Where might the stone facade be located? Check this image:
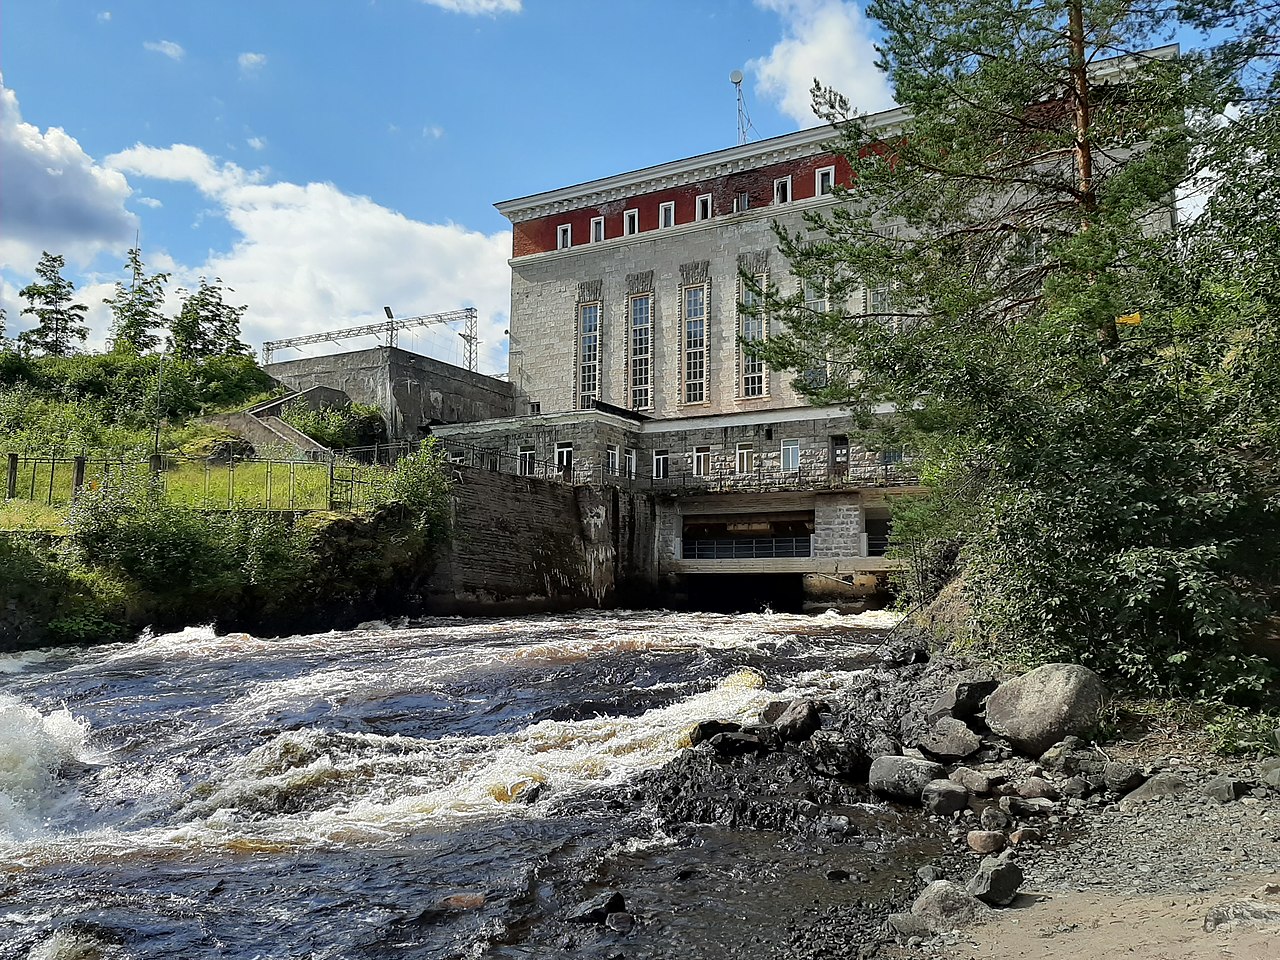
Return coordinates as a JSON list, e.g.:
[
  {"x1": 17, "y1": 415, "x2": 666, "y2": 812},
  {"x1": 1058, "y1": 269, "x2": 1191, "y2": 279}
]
[{"x1": 813, "y1": 496, "x2": 865, "y2": 559}]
